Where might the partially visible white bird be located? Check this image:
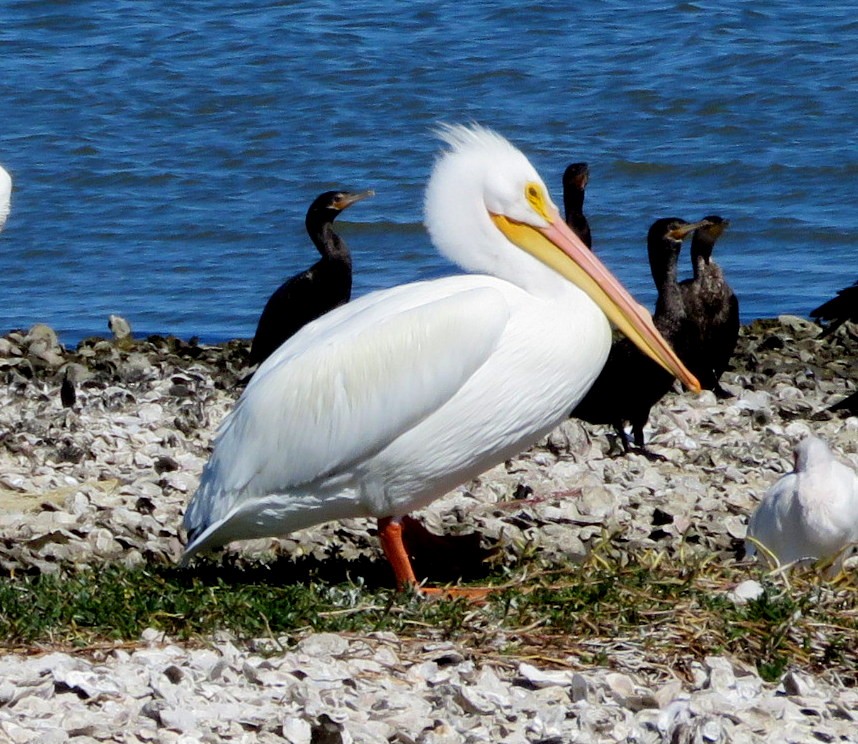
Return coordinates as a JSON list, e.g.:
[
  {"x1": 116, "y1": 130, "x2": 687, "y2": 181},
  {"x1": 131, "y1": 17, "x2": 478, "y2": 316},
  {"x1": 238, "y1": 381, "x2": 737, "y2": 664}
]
[
  {"x1": 0, "y1": 164, "x2": 11, "y2": 232},
  {"x1": 746, "y1": 436, "x2": 858, "y2": 567},
  {"x1": 181, "y1": 124, "x2": 700, "y2": 590}
]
